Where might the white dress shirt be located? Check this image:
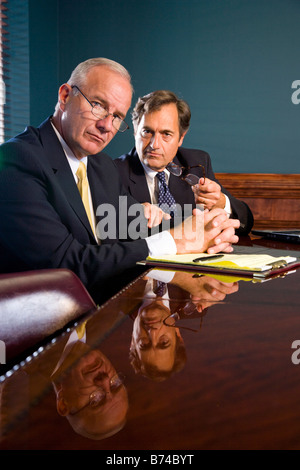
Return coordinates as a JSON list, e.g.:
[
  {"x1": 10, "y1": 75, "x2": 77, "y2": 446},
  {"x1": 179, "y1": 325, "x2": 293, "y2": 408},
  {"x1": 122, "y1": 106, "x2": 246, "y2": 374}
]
[
  {"x1": 139, "y1": 155, "x2": 232, "y2": 216},
  {"x1": 50, "y1": 123, "x2": 177, "y2": 255},
  {"x1": 51, "y1": 123, "x2": 98, "y2": 240},
  {"x1": 140, "y1": 159, "x2": 171, "y2": 205}
]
